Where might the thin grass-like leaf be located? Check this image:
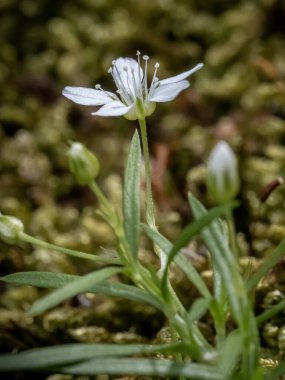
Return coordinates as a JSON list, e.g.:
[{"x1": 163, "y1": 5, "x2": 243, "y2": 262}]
[
  {"x1": 1, "y1": 271, "x2": 162, "y2": 309},
  {"x1": 189, "y1": 194, "x2": 259, "y2": 377},
  {"x1": 141, "y1": 224, "x2": 210, "y2": 299},
  {"x1": 123, "y1": 130, "x2": 141, "y2": 261},
  {"x1": 189, "y1": 194, "x2": 246, "y2": 326},
  {"x1": 218, "y1": 331, "x2": 242, "y2": 377},
  {"x1": 28, "y1": 267, "x2": 122, "y2": 315},
  {"x1": 20, "y1": 232, "x2": 115, "y2": 263},
  {"x1": 247, "y1": 238, "x2": 285, "y2": 291},
  {"x1": 61, "y1": 357, "x2": 222, "y2": 379},
  {"x1": 256, "y1": 298, "x2": 285, "y2": 325},
  {"x1": 188, "y1": 297, "x2": 211, "y2": 322},
  {"x1": 161, "y1": 203, "x2": 232, "y2": 295},
  {"x1": 0, "y1": 343, "x2": 183, "y2": 371}
]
